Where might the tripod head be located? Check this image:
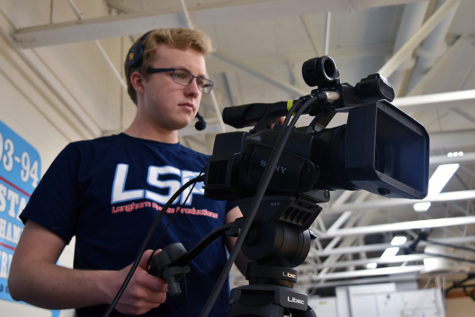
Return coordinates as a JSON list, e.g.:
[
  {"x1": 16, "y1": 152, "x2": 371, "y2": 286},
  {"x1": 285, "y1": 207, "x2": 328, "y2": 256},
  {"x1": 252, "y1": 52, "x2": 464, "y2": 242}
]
[
  {"x1": 225, "y1": 191, "x2": 328, "y2": 317},
  {"x1": 237, "y1": 190, "x2": 328, "y2": 267}
]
